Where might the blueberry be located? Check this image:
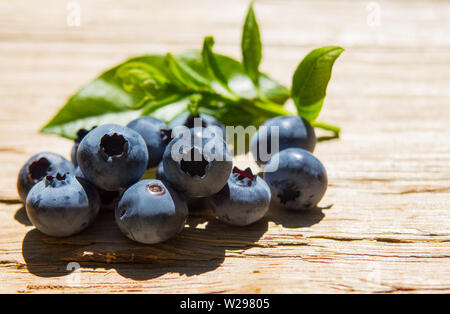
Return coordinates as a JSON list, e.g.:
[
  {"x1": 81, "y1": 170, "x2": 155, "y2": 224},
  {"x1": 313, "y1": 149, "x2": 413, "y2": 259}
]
[
  {"x1": 25, "y1": 173, "x2": 100, "y2": 237},
  {"x1": 17, "y1": 152, "x2": 75, "y2": 203},
  {"x1": 263, "y1": 148, "x2": 327, "y2": 211},
  {"x1": 75, "y1": 166, "x2": 123, "y2": 211},
  {"x1": 208, "y1": 167, "x2": 271, "y2": 226},
  {"x1": 71, "y1": 127, "x2": 96, "y2": 167},
  {"x1": 169, "y1": 112, "x2": 225, "y2": 137},
  {"x1": 162, "y1": 127, "x2": 233, "y2": 197},
  {"x1": 115, "y1": 179, "x2": 188, "y2": 244},
  {"x1": 126, "y1": 116, "x2": 171, "y2": 168},
  {"x1": 250, "y1": 116, "x2": 316, "y2": 165},
  {"x1": 77, "y1": 124, "x2": 148, "y2": 191}
]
